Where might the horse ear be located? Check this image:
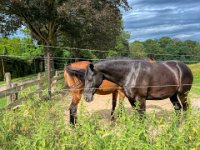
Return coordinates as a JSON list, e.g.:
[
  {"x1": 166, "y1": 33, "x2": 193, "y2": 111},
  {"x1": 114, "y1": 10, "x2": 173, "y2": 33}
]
[{"x1": 89, "y1": 64, "x2": 94, "y2": 72}]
